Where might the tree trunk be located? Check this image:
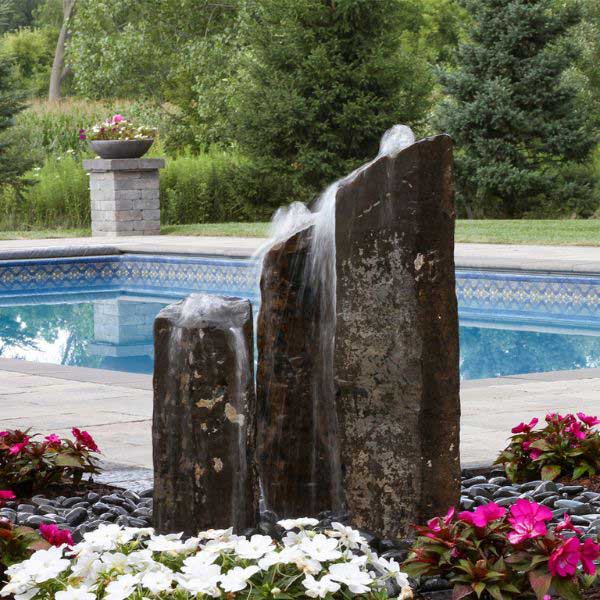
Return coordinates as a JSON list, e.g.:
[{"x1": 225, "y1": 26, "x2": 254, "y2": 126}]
[{"x1": 48, "y1": 0, "x2": 76, "y2": 102}]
